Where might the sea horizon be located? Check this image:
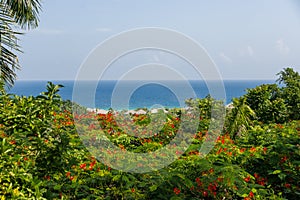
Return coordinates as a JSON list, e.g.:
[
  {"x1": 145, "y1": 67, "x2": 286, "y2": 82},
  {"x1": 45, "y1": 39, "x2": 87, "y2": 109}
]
[{"x1": 8, "y1": 80, "x2": 277, "y2": 110}]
